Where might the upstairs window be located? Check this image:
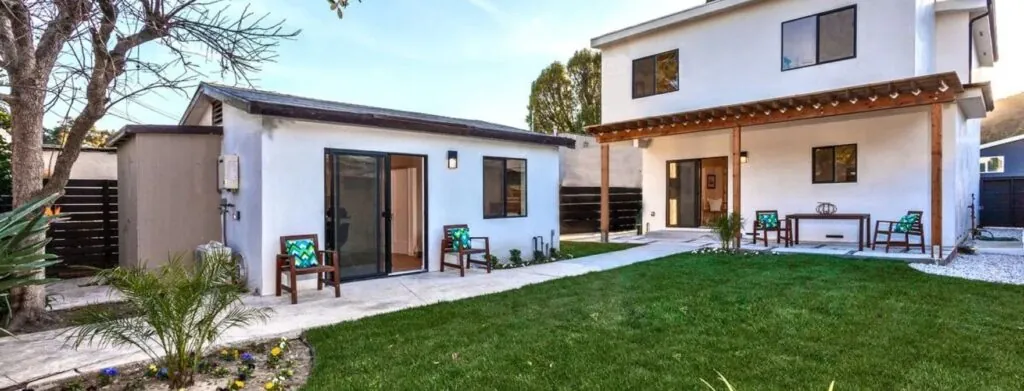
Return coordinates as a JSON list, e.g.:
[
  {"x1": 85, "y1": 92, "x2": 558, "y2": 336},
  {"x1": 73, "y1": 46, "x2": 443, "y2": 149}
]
[
  {"x1": 782, "y1": 6, "x2": 857, "y2": 71},
  {"x1": 980, "y1": 156, "x2": 1005, "y2": 173},
  {"x1": 632, "y1": 49, "x2": 679, "y2": 99}
]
